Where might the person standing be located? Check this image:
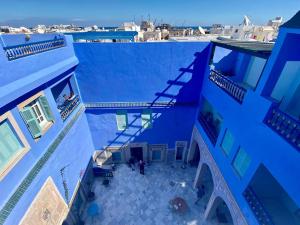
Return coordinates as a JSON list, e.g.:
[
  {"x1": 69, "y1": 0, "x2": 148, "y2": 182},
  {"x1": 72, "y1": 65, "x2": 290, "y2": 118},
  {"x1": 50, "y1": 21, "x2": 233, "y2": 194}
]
[{"x1": 139, "y1": 160, "x2": 145, "y2": 175}]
